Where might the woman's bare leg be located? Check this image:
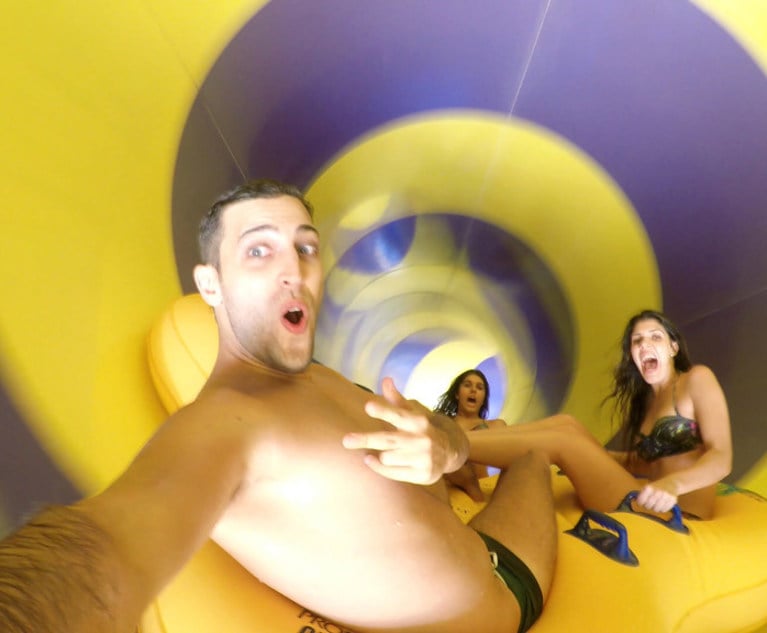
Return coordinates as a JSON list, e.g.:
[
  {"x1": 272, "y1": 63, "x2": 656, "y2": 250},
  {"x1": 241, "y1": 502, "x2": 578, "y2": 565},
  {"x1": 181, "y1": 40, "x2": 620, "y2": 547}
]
[{"x1": 469, "y1": 415, "x2": 638, "y2": 512}]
